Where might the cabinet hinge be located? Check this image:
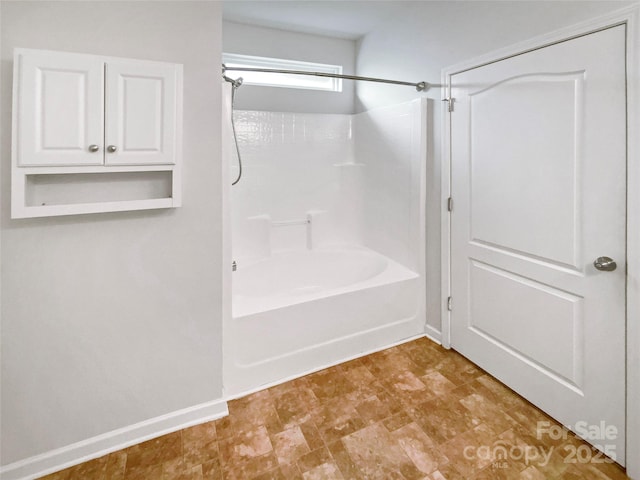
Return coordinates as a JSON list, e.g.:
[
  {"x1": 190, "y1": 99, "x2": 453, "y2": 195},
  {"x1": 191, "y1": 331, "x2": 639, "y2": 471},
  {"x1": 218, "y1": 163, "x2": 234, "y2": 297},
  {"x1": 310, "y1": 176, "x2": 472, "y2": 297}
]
[
  {"x1": 447, "y1": 296, "x2": 452, "y2": 311},
  {"x1": 442, "y1": 97, "x2": 454, "y2": 112},
  {"x1": 447, "y1": 197, "x2": 453, "y2": 212}
]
